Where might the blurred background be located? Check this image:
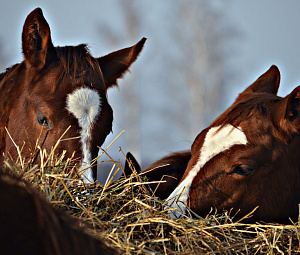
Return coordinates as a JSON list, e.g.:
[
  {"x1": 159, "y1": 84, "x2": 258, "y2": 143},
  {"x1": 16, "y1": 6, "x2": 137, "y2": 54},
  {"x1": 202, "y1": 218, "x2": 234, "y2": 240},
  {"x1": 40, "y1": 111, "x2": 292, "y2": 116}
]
[{"x1": 1, "y1": 1, "x2": 300, "y2": 182}]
